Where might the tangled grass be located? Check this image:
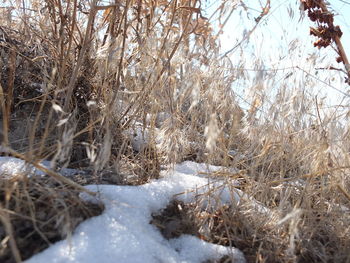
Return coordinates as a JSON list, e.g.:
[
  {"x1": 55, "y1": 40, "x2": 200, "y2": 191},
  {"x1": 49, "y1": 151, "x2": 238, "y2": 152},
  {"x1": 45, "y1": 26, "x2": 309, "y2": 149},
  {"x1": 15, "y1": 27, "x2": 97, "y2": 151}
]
[{"x1": 0, "y1": 0, "x2": 350, "y2": 262}]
